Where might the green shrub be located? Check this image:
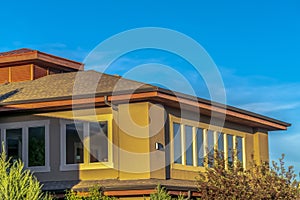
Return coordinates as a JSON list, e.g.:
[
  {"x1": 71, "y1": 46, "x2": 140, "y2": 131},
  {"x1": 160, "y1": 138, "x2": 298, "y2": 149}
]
[
  {"x1": 0, "y1": 147, "x2": 52, "y2": 200},
  {"x1": 65, "y1": 185, "x2": 116, "y2": 200},
  {"x1": 197, "y1": 151, "x2": 300, "y2": 200},
  {"x1": 149, "y1": 185, "x2": 184, "y2": 200}
]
